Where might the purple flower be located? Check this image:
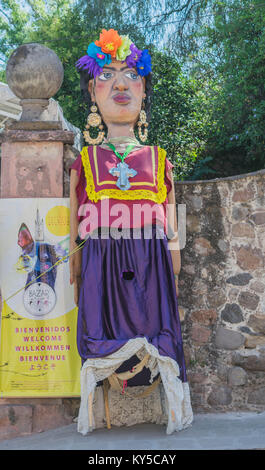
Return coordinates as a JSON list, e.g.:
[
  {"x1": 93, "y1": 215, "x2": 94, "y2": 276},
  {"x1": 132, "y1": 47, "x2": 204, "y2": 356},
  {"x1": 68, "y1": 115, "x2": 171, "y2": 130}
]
[
  {"x1": 125, "y1": 43, "x2": 143, "y2": 68},
  {"x1": 75, "y1": 55, "x2": 102, "y2": 78}
]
